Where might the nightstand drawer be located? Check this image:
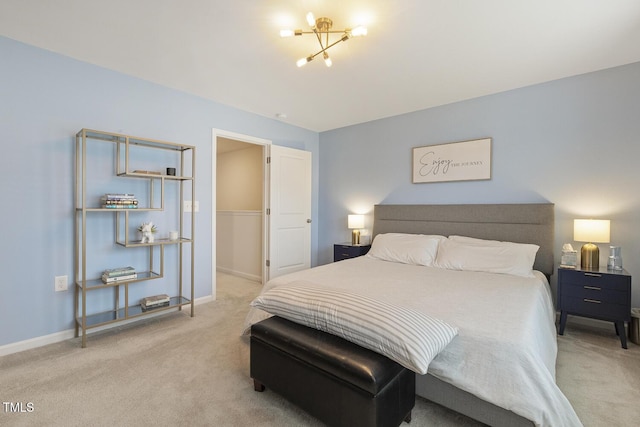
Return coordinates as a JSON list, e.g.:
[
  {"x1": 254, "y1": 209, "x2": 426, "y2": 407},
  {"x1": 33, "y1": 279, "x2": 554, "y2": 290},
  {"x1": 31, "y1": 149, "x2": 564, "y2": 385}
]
[
  {"x1": 562, "y1": 296, "x2": 630, "y2": 321},
  {"x1": 561, "y1": 283, "x2": 629, "y2": 305},
  {"x1": 559, "y1": 270, "x2": 630, "y2": 291},
  {"x1": 333, "y1": 244, "x2": 370, "y2": 262}
]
